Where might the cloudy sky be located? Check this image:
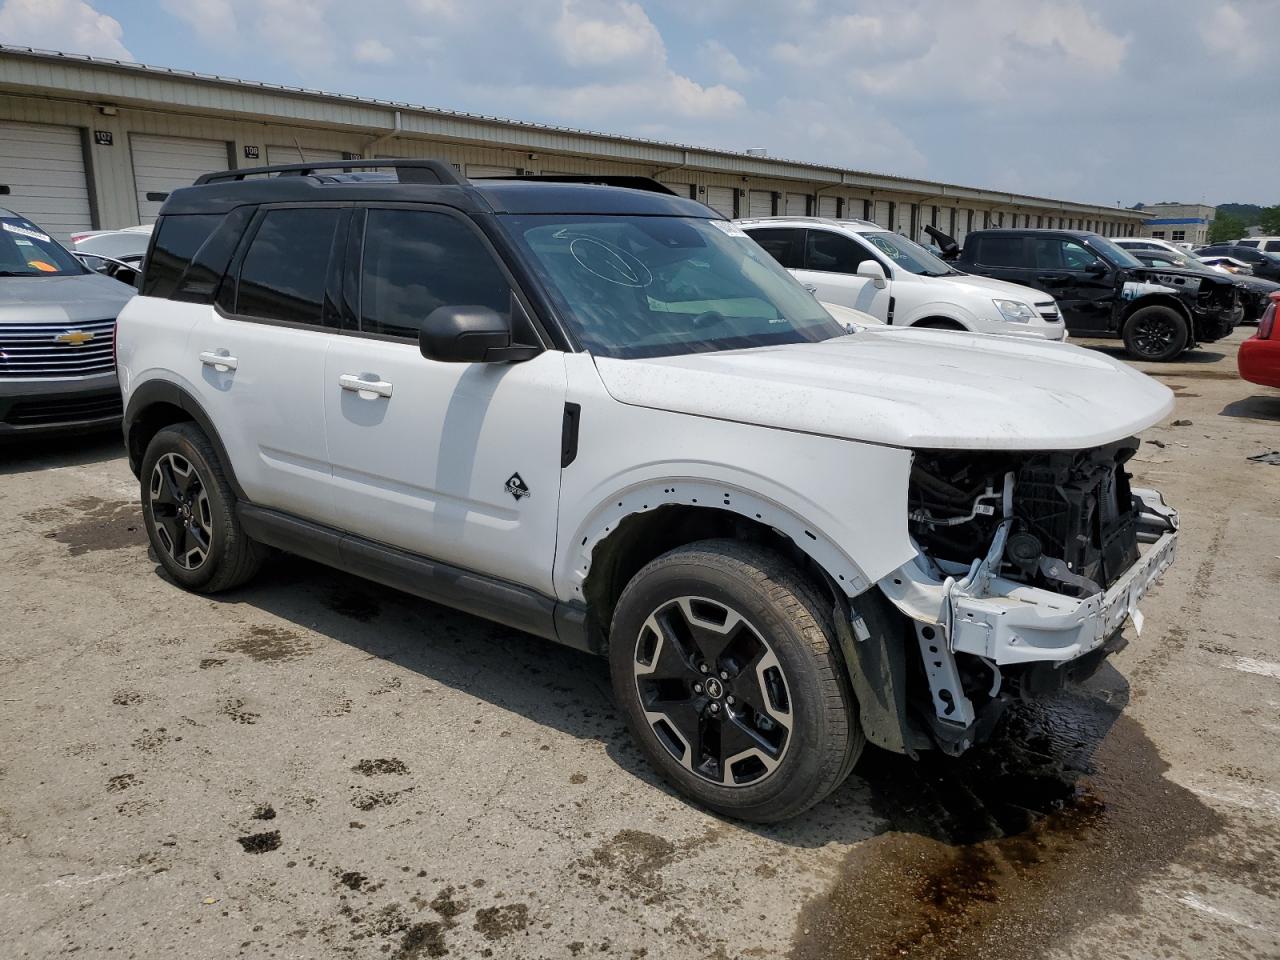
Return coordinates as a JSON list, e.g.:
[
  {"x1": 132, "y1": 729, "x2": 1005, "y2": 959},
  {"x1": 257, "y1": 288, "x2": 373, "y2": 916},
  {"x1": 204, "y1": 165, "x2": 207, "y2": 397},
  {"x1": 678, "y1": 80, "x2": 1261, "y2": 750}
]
[{"x1": 0, "y1": 0, "x2": 1274, "y2": 206}]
